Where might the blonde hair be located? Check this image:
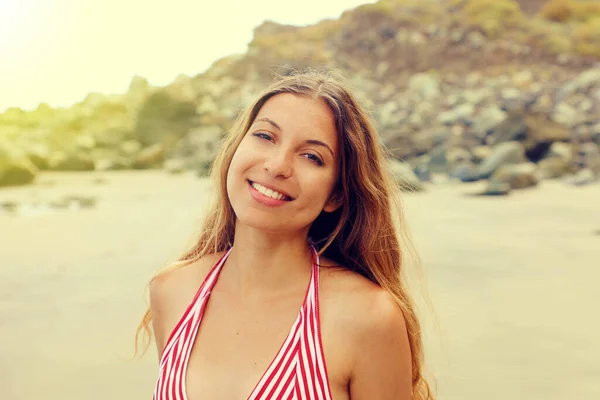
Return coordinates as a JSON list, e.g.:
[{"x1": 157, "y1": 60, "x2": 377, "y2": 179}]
[{"x1": 135, "y1": 69, "x2": 434, "y2": 399}]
